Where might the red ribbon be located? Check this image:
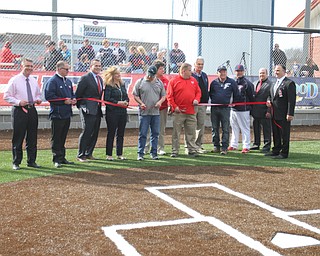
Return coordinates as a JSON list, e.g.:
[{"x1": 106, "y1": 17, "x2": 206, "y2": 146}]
[
  {"x1": 47, "y1": 97, "x2": 132, "y2": 109},
  {"x1": 198, "y1": 101, "x2": 267, "y2": 107}
]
